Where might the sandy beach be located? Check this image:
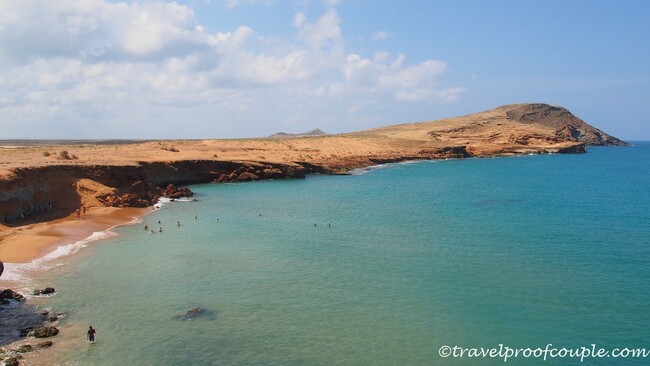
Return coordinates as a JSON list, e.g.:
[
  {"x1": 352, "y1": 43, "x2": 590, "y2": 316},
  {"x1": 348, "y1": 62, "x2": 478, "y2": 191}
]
[{"x1": 0, "y1": 207, "x2": 147, "y2": 264}]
